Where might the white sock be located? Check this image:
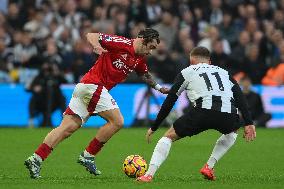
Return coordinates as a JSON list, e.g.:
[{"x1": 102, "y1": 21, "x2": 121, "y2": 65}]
[
  {"x1": 83, "y1": 150, "x2": 94, "y2": 157},
  {"x1": 33, "y1": 153, "x2": 43, "y2": 163},
  {"x1": 207, "y1": 132, "x2": 237, "y2": 169},
  {"x1": 145, "y1": 137, "x2": 172, "y2": 176}
]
